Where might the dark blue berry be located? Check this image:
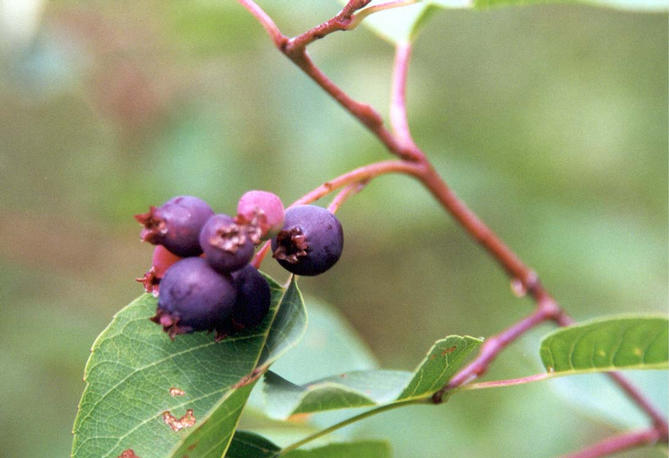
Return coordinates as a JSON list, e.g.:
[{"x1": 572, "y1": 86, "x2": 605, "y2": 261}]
[
  {"x1": 230, "y1": 265, "x2": 271, "y2": 330},
  {"x1": 199, "y1": 214, "x2": 255, "y2": 274},
  {"x1": 271, "y1": 205, "x2": 343, "y2": 276},
  {"x1": 151, "y1": 257, "x2": 237, "y2": 338},
  {"x1": 135, "y1": 196, "x2": 214, "y2": 257}
]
